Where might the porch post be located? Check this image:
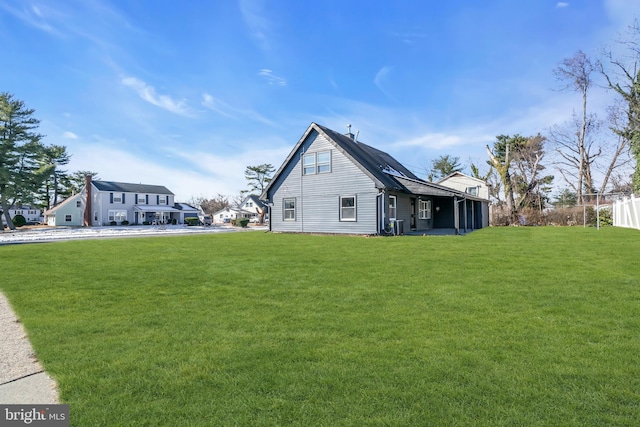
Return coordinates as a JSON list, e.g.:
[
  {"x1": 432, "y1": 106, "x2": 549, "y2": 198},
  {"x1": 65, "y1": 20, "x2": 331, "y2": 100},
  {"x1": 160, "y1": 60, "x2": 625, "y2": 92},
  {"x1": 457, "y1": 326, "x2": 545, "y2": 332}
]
[
  {"x1": 464, "y1": 200, "x2": 468, "y2": 233},
  {"x1": 454, "y1": 196, "x2": 459, "y2": 234}
]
